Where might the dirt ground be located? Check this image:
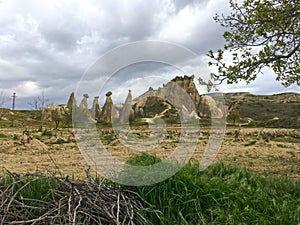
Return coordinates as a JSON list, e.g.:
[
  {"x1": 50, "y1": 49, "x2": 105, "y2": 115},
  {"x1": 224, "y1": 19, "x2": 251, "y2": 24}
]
[{"x1": 0, "y1": 126, "x2": 299, "y2": 180}]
